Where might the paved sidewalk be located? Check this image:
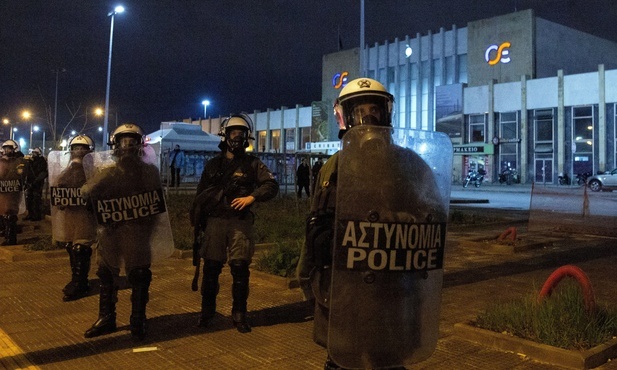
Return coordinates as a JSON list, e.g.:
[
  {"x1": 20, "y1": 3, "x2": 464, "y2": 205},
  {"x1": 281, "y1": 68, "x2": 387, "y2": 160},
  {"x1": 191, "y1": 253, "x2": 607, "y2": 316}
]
[{"x1": 1, "y1": 215, "x2": 617, "y2": 369}]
